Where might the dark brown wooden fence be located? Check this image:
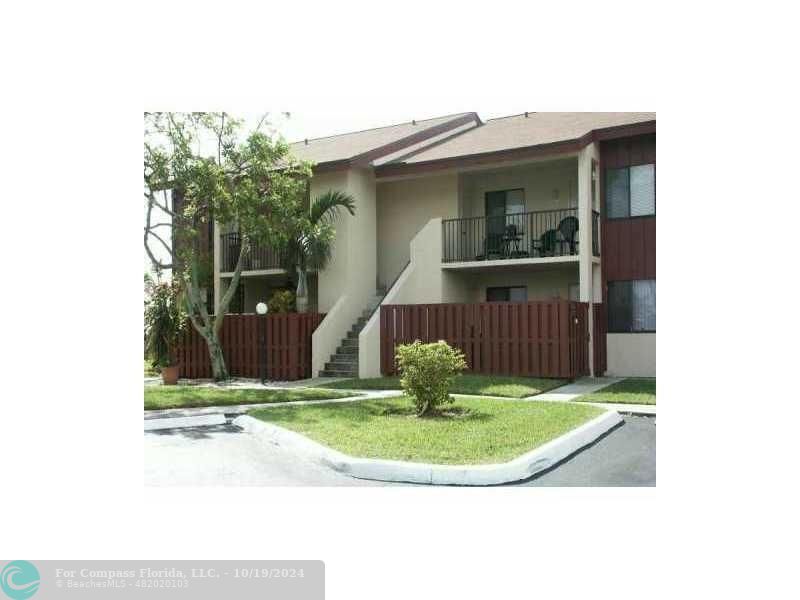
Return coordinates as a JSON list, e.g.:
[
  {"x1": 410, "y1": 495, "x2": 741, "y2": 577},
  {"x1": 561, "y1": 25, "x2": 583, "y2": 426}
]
[
  {"x1": 380, "y1": 300, "x2": 590, "y2": 379},
  {"x1": 593, "y1": 303, "x2": 607, "y2": 376},
  {"x1": 177, "y1": 313, "x2": 325, "y2": 380}
]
